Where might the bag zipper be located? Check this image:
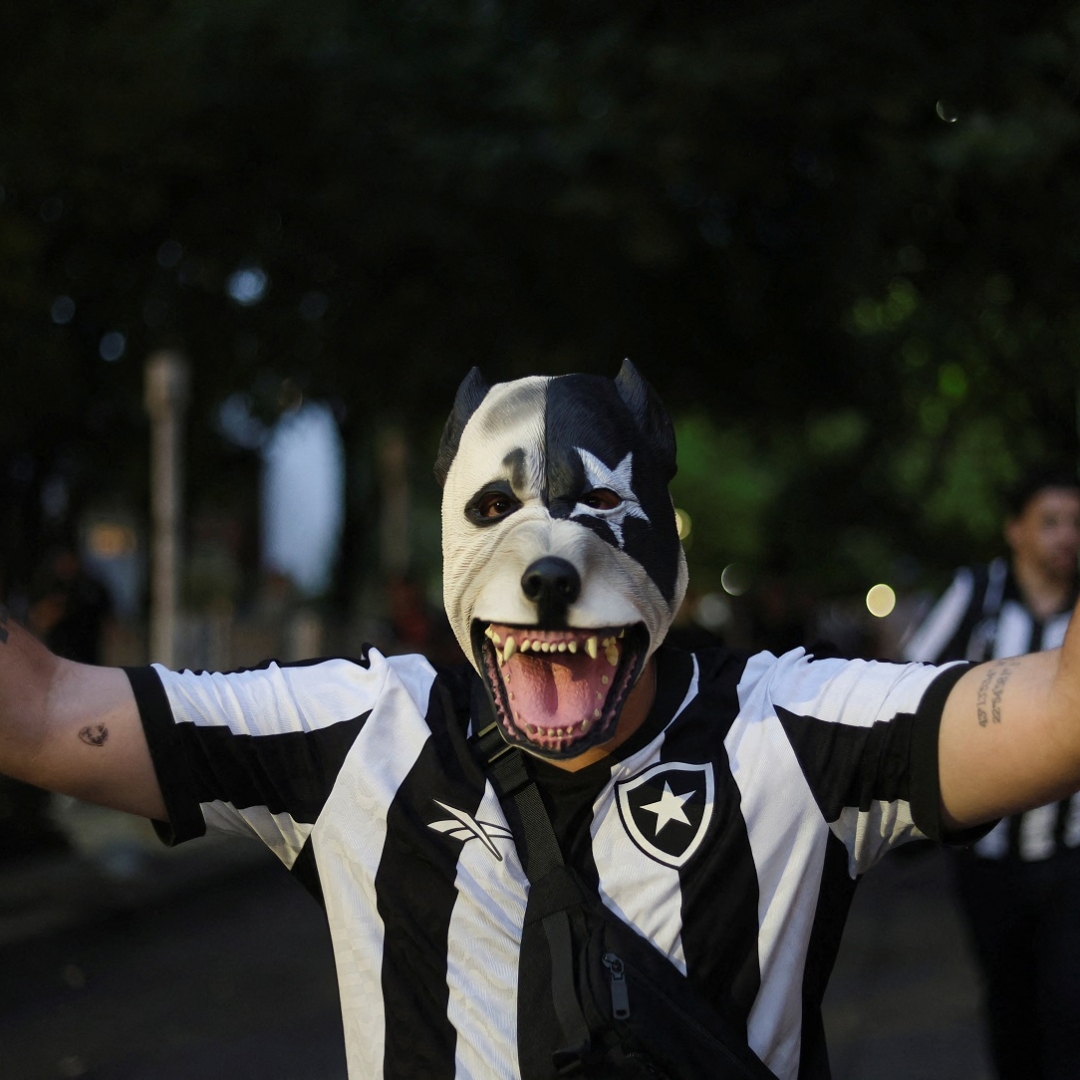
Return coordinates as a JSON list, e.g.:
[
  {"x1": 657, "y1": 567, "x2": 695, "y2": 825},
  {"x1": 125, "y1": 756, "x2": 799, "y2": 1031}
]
[{"x1": 602, "y1": 952, "x2": 631, "y2": 1019}]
